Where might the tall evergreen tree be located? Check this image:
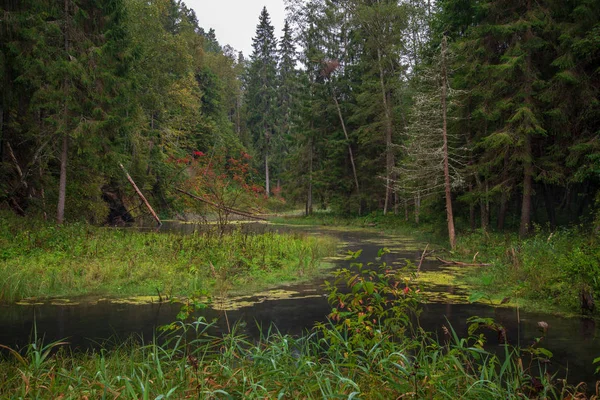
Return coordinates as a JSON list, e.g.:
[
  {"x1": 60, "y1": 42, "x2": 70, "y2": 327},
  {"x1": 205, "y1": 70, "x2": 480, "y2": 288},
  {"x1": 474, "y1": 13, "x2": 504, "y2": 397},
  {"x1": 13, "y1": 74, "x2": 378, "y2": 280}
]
[{"x1": 246, "y1": 7, "x2": 279, "y2": 197}]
